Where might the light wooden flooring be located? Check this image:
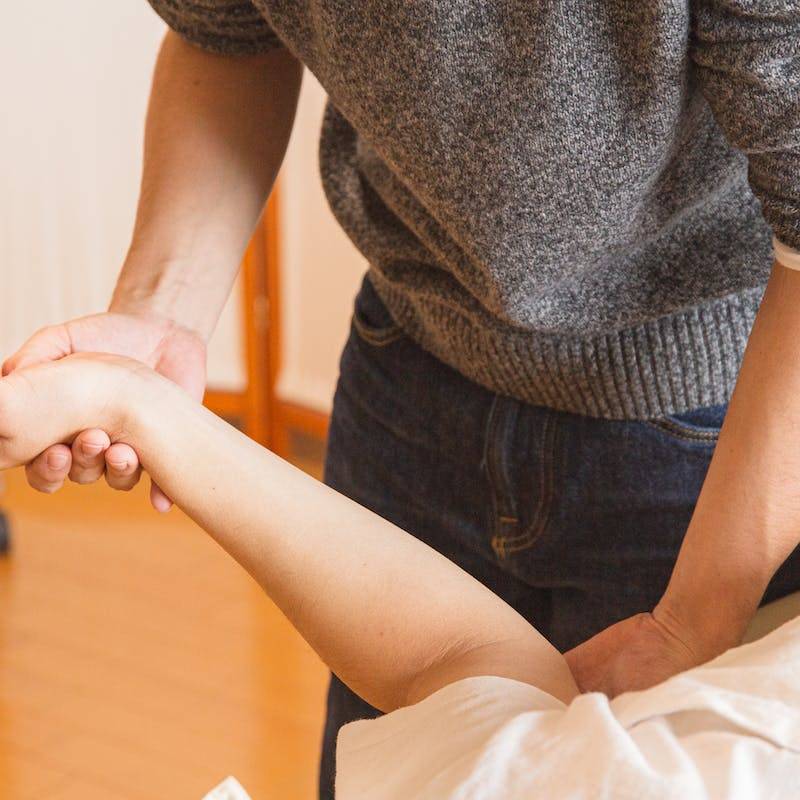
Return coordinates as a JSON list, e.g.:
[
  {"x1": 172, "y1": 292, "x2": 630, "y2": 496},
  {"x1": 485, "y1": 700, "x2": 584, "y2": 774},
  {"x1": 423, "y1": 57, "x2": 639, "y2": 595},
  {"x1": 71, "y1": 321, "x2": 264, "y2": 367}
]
[{"x1": 0, "y1": 460, "x2": 328, "y2": 800}]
